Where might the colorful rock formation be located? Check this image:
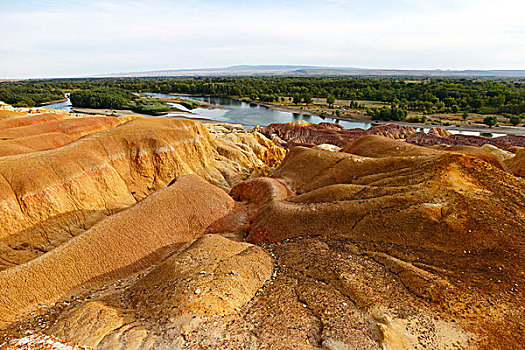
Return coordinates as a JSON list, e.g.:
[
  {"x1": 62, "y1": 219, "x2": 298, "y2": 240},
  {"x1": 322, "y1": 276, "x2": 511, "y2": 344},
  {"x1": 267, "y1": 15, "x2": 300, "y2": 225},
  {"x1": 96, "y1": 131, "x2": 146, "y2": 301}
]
[
  {"x1": 407, "y1": 132, "x2": 525, "y2": 151},
  {"x1": 0, "y1": 115, "x2": 284, "y2": 271},
  {"x1": 506, "y1": 148, "x2": 525, "y2": 177},
  {"x1": 0, "y1": 117, "x2": 523, "y2": 350},
  {"x1": 255, "y1": 121, "x2": 417, "y2": 148},
  {"x1": 41, "y1": 234, "x2": 272, "y2": 349}
]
